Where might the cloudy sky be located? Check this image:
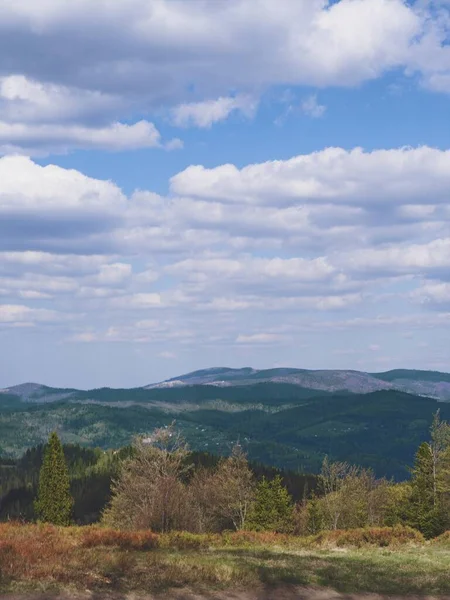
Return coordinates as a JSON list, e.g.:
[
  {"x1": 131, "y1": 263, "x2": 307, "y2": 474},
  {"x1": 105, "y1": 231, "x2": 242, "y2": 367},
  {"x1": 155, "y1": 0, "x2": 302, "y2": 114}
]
[{"x1": 1, "y1": 0, "x2": 450, "y2": 389}]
